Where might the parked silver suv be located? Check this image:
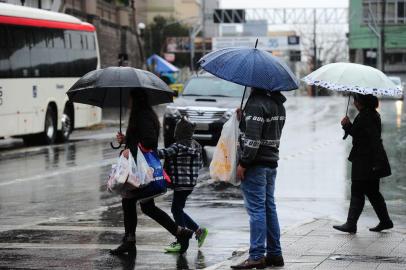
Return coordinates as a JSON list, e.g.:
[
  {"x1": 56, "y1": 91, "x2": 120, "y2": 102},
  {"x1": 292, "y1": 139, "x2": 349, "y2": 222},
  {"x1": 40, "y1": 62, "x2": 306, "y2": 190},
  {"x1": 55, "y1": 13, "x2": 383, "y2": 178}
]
[{"x1": 163, "y1": 73, "x2": 247, "y2": 146}]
